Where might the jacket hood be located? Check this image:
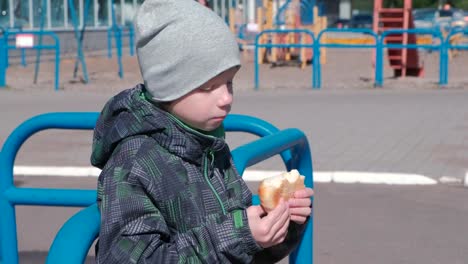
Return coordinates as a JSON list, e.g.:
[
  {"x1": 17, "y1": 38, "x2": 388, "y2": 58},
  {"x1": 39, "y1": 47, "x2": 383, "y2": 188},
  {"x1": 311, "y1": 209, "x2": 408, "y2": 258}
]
[{"x1": 91, "y1": 84, "x2": 227, "y2": 169}]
